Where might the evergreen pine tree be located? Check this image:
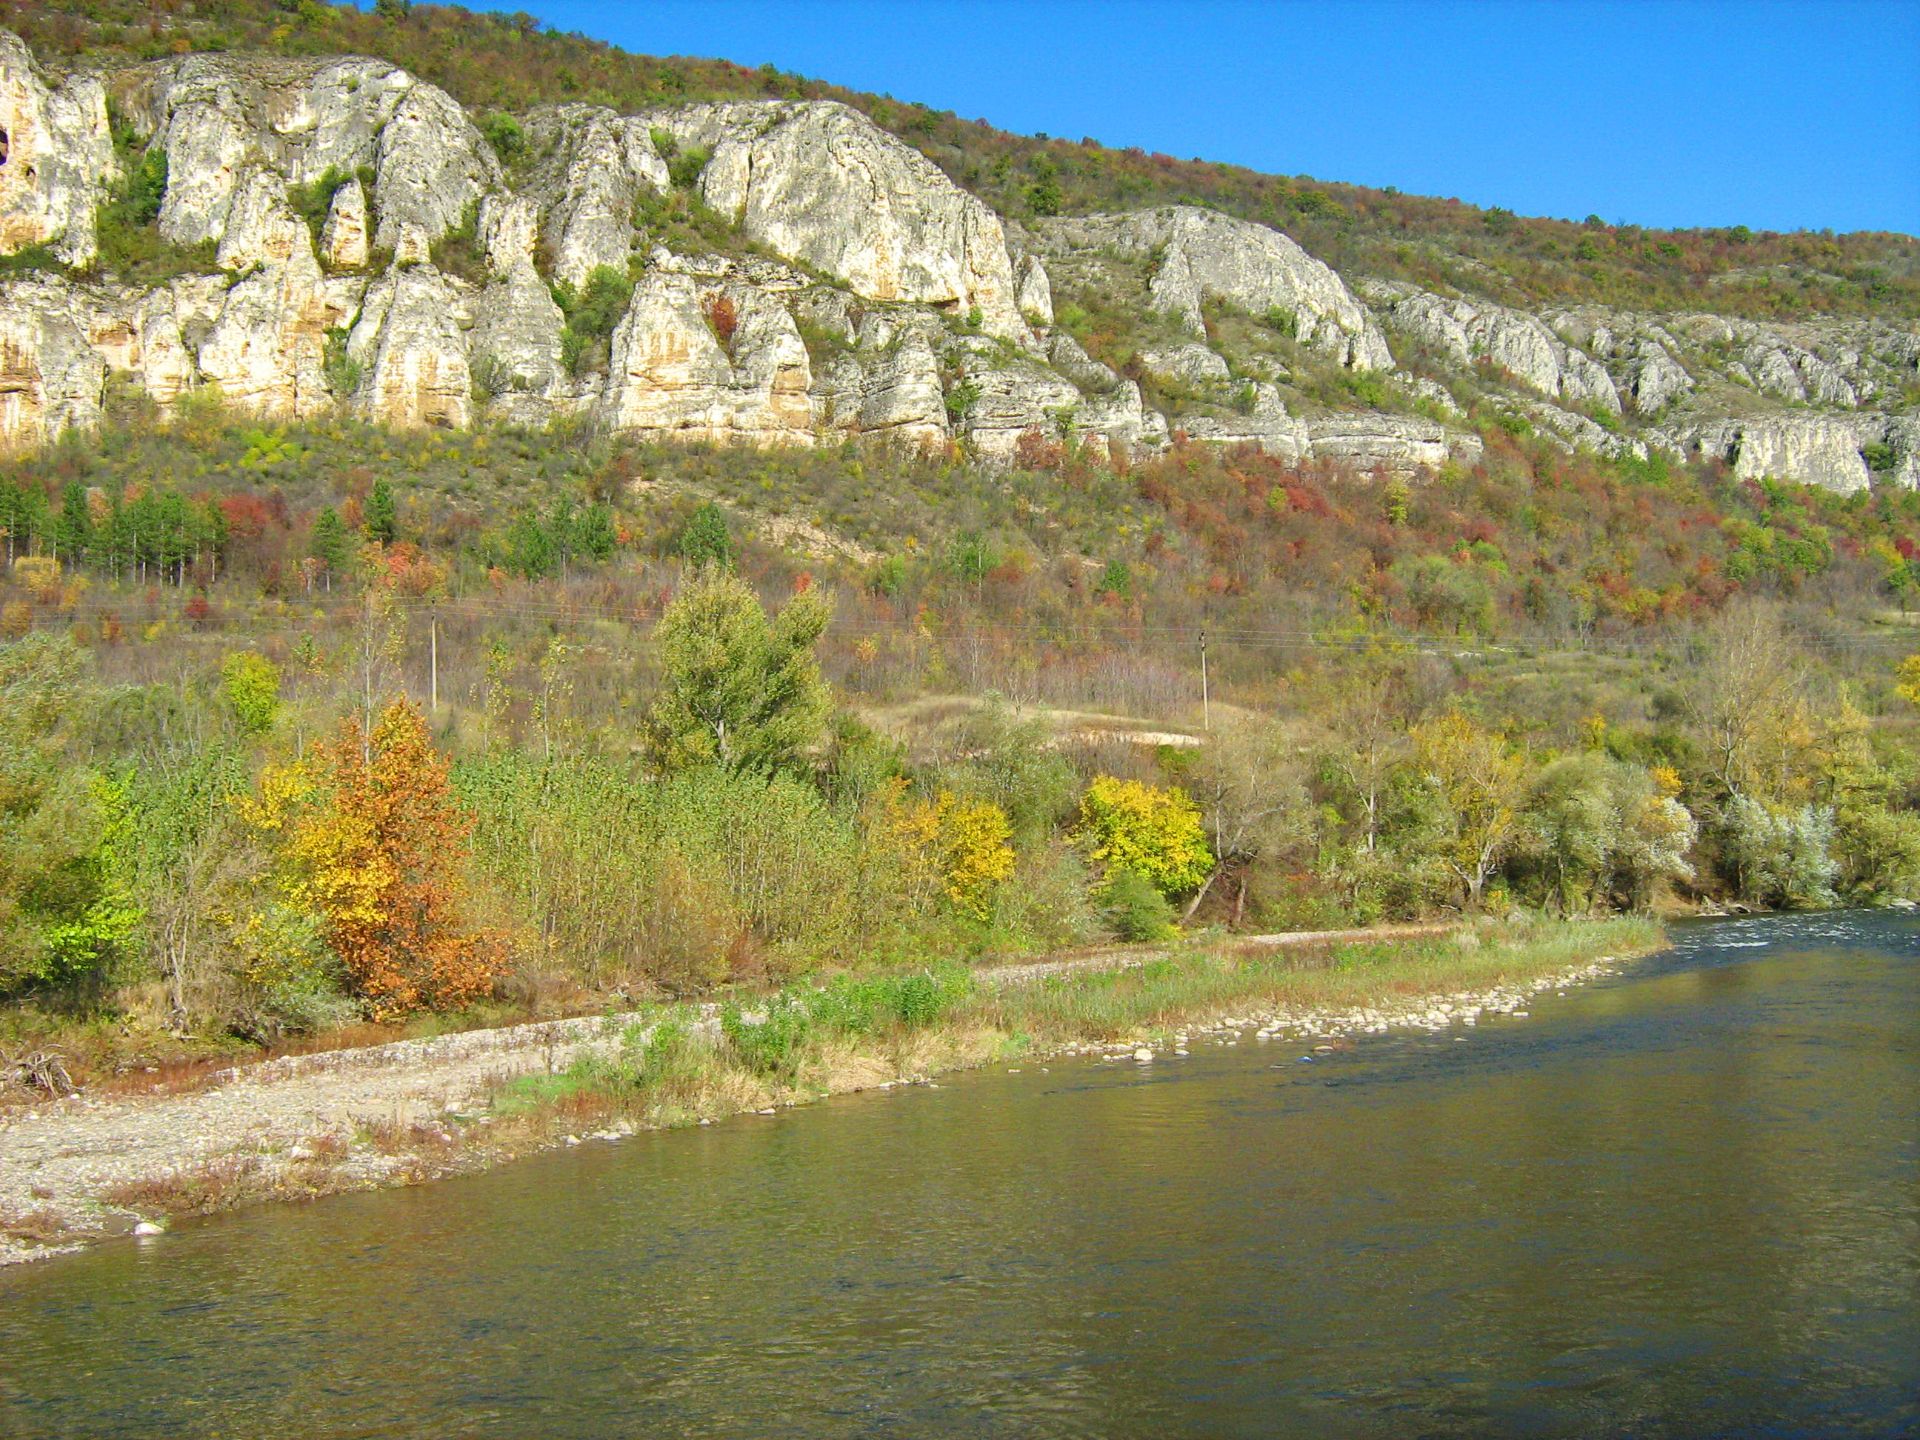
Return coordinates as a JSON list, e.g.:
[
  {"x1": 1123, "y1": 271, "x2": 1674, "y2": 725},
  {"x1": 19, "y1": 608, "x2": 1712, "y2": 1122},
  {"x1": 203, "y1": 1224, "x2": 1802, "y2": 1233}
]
[{"x1": 365, "y1": 478, "x2": 398, "y2": 545}]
